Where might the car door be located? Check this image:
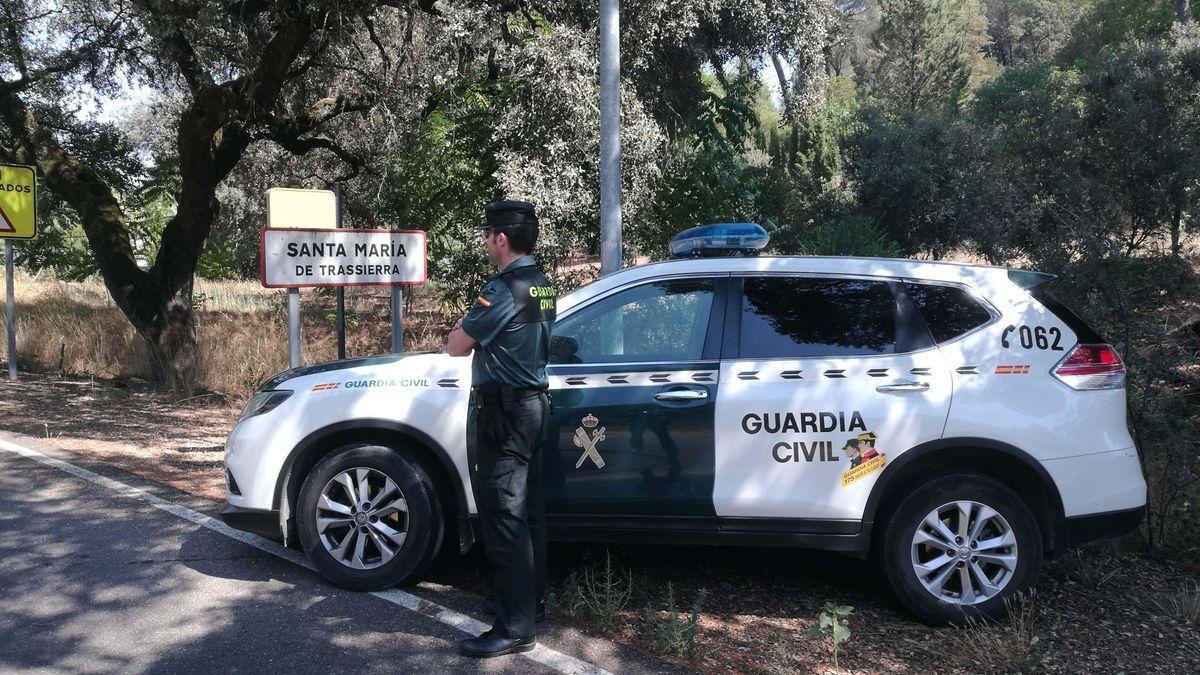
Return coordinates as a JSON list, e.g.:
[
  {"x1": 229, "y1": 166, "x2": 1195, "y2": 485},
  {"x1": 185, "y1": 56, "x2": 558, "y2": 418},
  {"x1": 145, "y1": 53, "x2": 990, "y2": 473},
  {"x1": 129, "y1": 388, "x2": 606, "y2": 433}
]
[
  {"x1": 714, "y1": 274, "x2": 953, "y2": 532},
  {"x1": 542, "y1": 275, "x2": 729, "y2": 527}
]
